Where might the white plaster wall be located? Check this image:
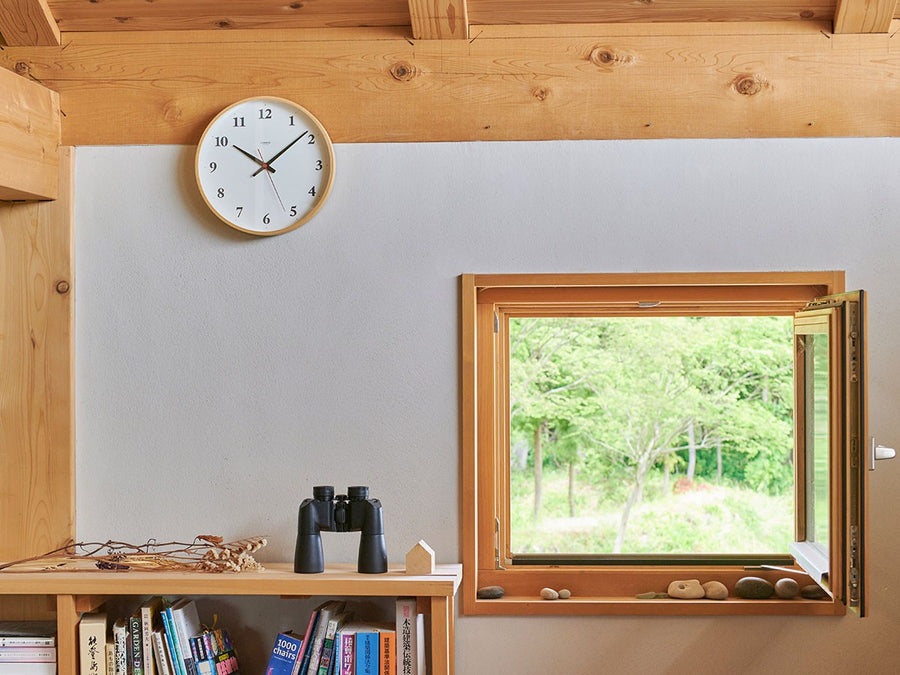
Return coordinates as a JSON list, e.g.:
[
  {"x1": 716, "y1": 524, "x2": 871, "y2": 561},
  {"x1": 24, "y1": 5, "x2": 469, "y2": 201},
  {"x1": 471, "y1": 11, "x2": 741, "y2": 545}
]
[{"x1": 75, "y1": 139, "x2": 900, "y2": 674}]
